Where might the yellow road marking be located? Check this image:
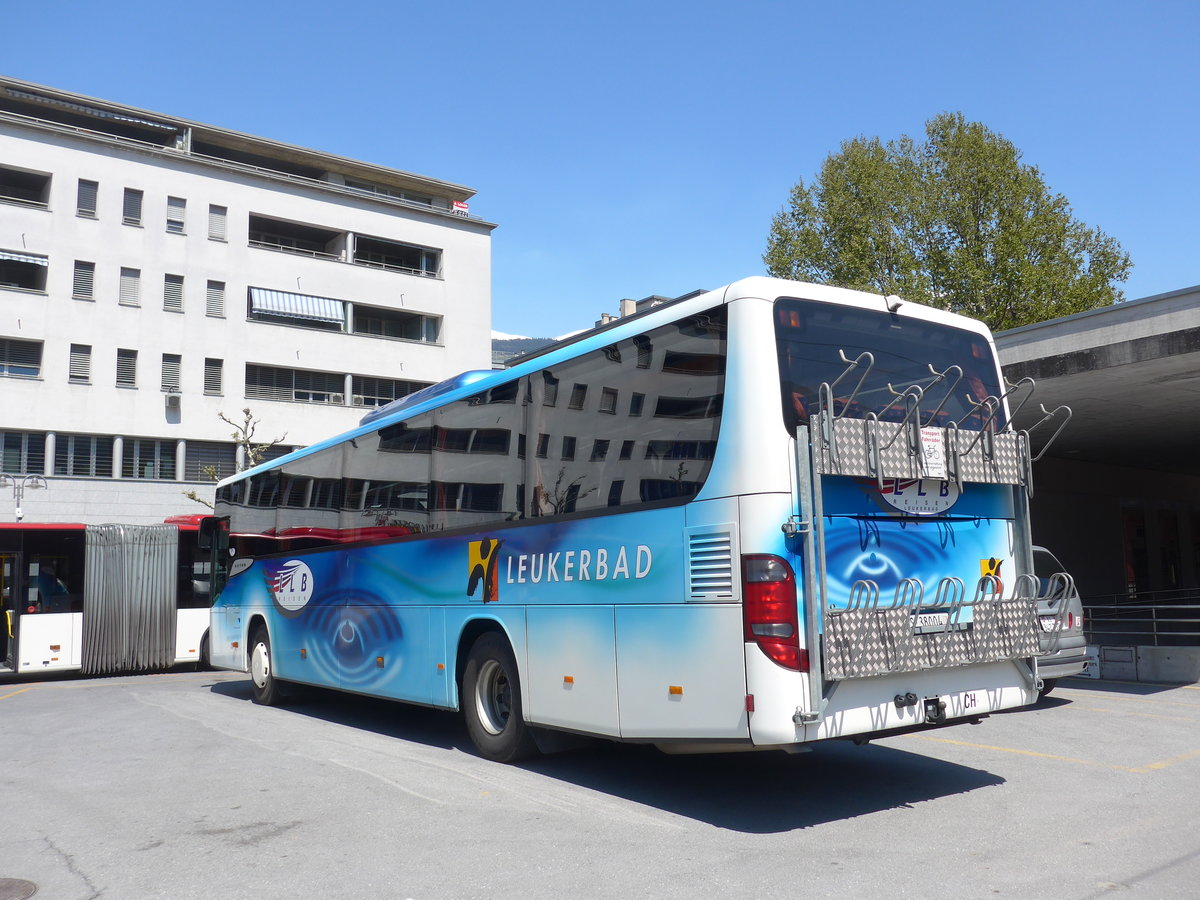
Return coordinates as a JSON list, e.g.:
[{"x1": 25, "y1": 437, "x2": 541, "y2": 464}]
[
  {"x1": 909, "y1": 734, "x2": 1200, "y2": 774},
  {"x1": 0, "y1": 686, "x2": 34, "y2": 700},
  {"x1": 1138, "y1": 748, "x2": 1200, "y2": 772},
  {"x1": 1056, "y1": 690, "x2": 1200, "y2": 710},
  {"x1": 909, "y1": 734, "x2": 1140, "y2": 772},
  {"x1": 1066, "y1": 704, "x2": 1199, "y2": 722}
]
